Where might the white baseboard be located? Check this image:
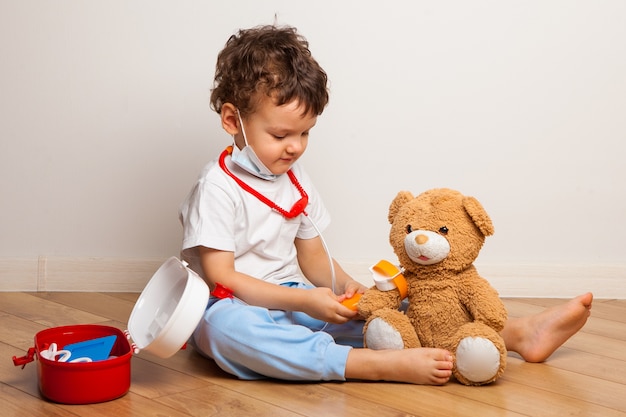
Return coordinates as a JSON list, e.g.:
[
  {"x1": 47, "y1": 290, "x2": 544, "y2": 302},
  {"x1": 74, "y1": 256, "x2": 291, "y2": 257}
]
[
  {"x1": 0, "y1": 257, "x2": 165, "y2": 292},
  {"x1": 1, "y1": 257, "x2": 624, "y2": 298}
]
